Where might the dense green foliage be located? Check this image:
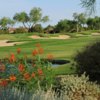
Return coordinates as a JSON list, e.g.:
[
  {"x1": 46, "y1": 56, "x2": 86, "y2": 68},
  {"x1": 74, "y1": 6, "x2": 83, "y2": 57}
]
[
  {"x1": 87, "y1": 16, "x2": 100, "y2": 30},
  {"x1": 74, "y1": 41, "x2": 100, "y2": 82},
  {"x1": 55, "y1": 19, "x2": 77, "y2": 33},
  {"x1": 0, "y1": 17, "x2": 15, "y2": 30},
  {"x1": 31, "y1": 24, "x2": 43, "y2": 33}
]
